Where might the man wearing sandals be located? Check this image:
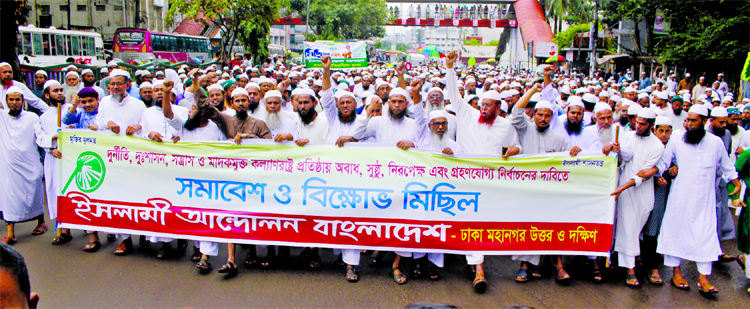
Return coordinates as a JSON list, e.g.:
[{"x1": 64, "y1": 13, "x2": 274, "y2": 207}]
[
  {"x1": 0, "y1": 87, "x2": 48, "y2": 245},
  {"x1": 444, "y1": 51, "x2": 521, "y2": 292},
  {"x1": 37, "y1": 81, "x2": 67, "y2": 244},
  {"x1": 652, "y1": 105, "x2": 740, "y2": 295},
  {"x1": 610, "y1": 108, "x2": 664, "y2": 288}
]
